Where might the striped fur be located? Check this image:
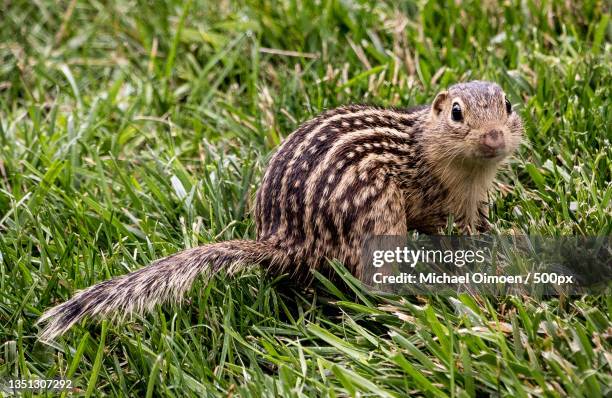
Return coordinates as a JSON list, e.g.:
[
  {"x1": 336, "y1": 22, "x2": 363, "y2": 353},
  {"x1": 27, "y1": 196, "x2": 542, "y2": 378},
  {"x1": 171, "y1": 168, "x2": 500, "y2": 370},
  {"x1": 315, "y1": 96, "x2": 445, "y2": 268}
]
[{"x1": 38, "y1": 81, "x2": 523, "y2": 340}]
